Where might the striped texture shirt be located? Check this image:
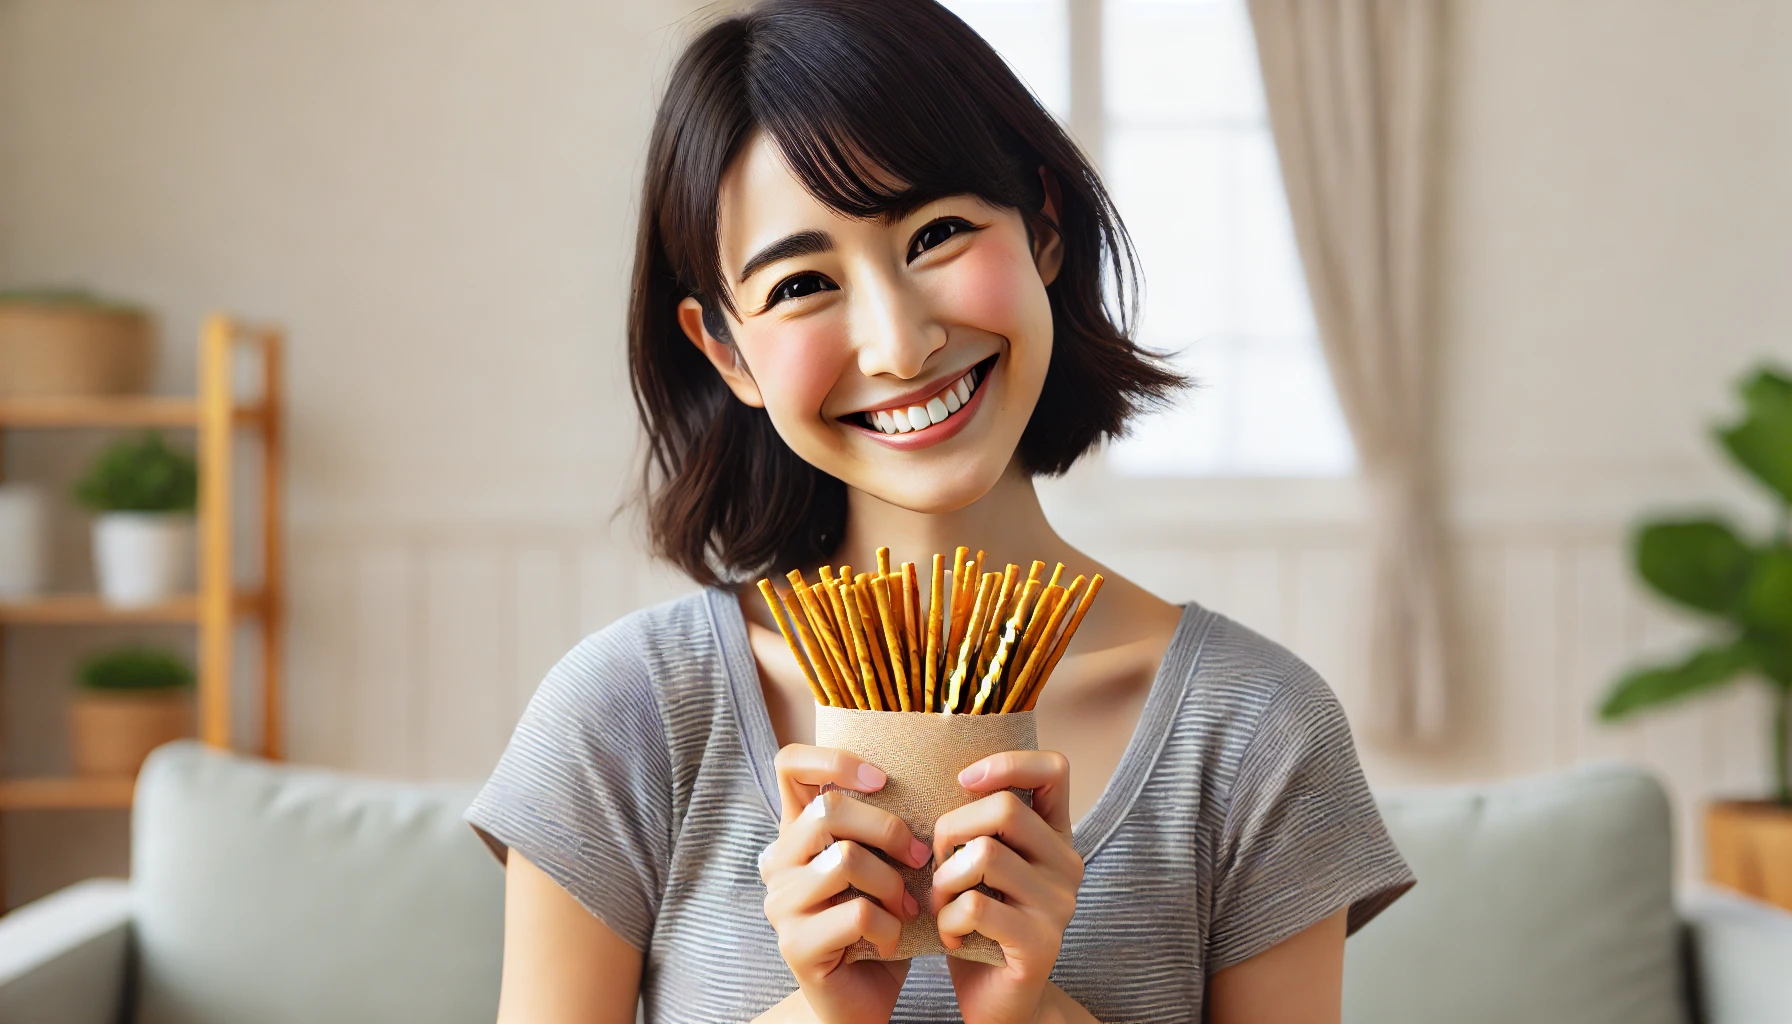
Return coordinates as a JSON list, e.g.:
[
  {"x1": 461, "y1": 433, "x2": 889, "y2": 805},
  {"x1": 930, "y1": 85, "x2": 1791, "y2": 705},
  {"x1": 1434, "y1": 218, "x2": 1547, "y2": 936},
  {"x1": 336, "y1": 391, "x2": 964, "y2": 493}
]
[{"x1": 466, "y1": 588, "x2": 1414, "y2": 1023}]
